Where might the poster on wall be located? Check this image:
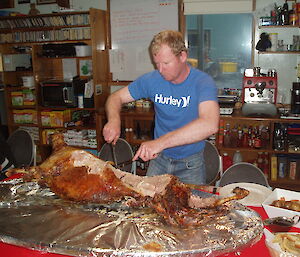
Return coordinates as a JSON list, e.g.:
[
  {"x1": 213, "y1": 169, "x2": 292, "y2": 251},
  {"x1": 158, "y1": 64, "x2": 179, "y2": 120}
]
[{"x1": 110, "y1": 0, "x2": 178, "y2": 81}]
